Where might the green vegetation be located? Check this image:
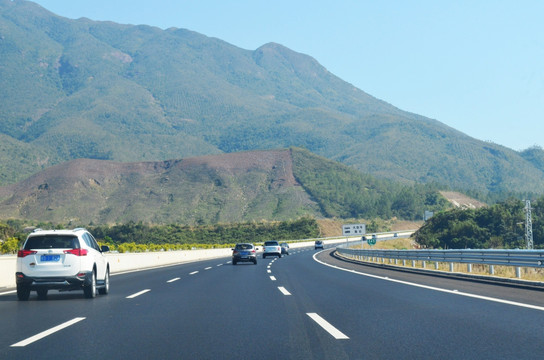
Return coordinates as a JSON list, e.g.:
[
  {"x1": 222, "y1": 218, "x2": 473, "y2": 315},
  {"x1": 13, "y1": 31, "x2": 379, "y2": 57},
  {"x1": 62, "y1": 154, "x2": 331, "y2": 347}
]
[
  {"x1": 89, "y1": 217, "x2": 319, "y2": 248},
  {"x1": 414, "y1": 198, "x2": 544, "y2": 249},
  {"x1": 291, "y1": 148, "x2": 449, "y2": 220},
  {"x1": 0, "y1": 217, "x2": 320, "y2": 254}
]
